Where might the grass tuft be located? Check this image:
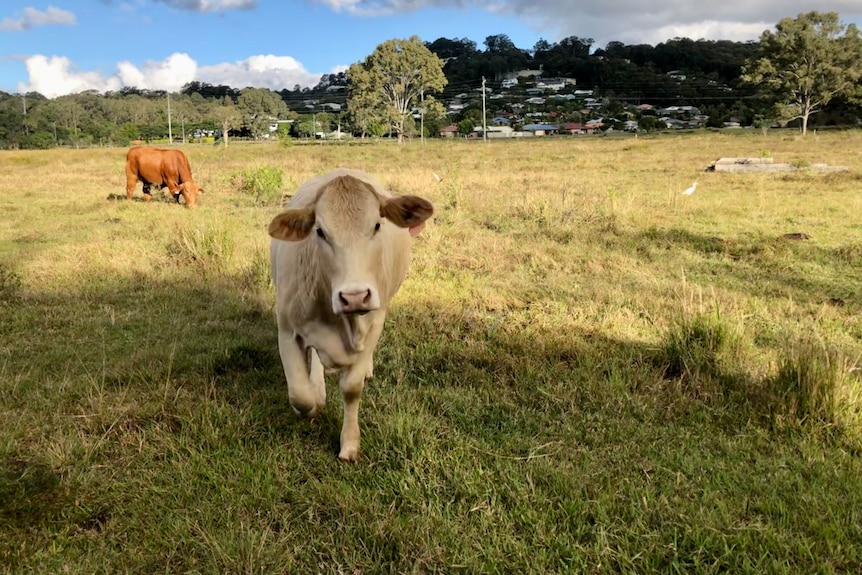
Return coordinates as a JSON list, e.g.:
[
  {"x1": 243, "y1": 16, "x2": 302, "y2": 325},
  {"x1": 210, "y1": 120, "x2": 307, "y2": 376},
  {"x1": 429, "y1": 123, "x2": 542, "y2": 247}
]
[
  {"x1": 769, "y1": 333, "x2": 862, "y2": 446},
  {"x1": 657, "y1": 307, "x2": 744, "y2": 402},
  {"x1": 0, "y1": 264, "x2": 23, "y2": 303},
  {"x1": 166, "y1": 223, "x2": 237, "y2": 273}
]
